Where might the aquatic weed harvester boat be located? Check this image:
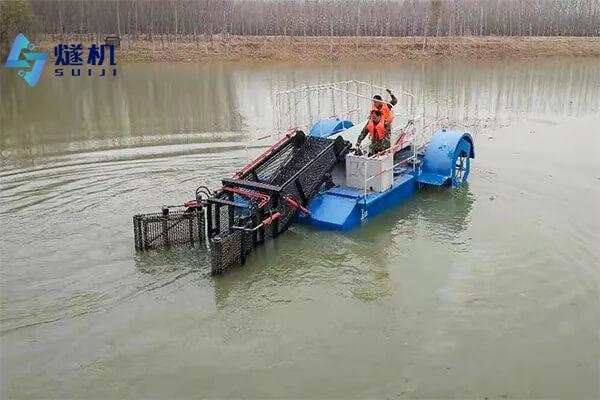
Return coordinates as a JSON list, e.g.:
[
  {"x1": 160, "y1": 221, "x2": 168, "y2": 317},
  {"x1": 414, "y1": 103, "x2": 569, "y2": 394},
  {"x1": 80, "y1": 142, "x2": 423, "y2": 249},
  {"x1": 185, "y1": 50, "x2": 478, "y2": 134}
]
[{"x1": 133, "y1": 81, "x2": 474, "y2": 274}]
